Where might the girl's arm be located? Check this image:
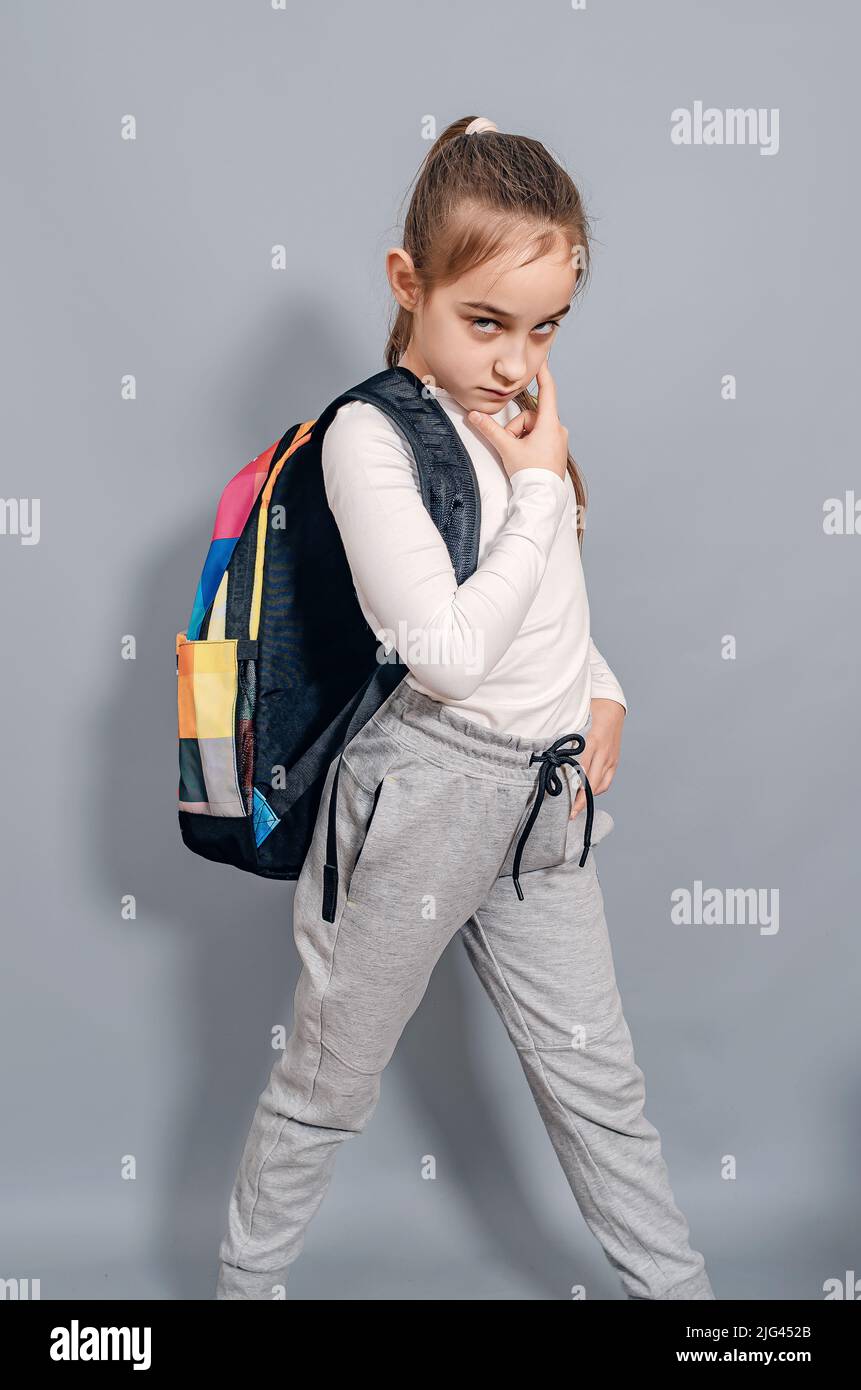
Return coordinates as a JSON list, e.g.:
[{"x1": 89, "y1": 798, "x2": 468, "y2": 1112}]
[
  {"x1": 322, "y1": 401, "x2": 569, "y2": 701},
  {"x1": 588, "y1": 637, "x2": 627, "y2": 712},
  {"x1": 571, "y1": 638, "x2": 626, "y2": 817}
]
